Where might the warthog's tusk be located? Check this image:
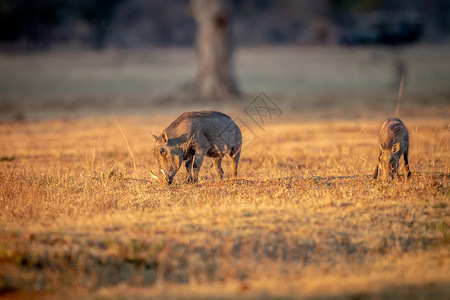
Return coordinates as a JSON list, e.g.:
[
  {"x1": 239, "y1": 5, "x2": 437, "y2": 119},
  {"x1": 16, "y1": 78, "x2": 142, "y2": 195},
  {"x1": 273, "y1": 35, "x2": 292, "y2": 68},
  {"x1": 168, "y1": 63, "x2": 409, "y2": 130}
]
[
  {"x1": 150, "y1": 170, "x2": 159, "y2": 181},
  {"x1": 160, "y1": 169, "x2": 167, "y2": 177}
]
